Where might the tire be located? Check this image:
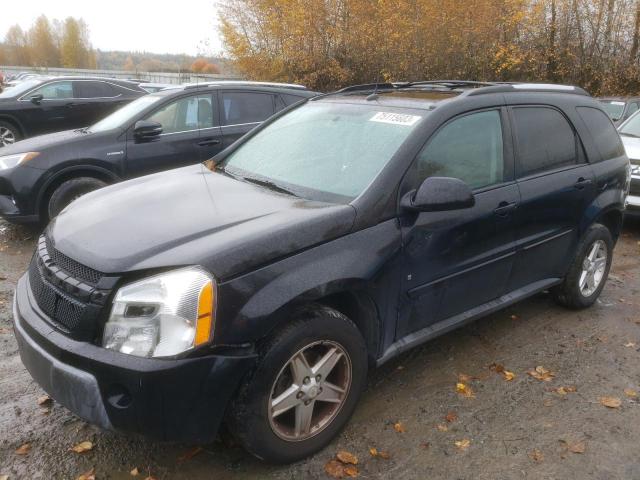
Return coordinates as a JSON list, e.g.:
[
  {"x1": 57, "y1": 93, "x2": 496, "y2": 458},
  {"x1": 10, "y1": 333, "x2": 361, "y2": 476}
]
[
  {"x1": 47, "y1": 177, "x2": 107, "y2": 220},
  {"x1": 0, "y1": 120, "x2": 21, "y2": 147},
  {"x1": 228, "y1": 305, "x2": 368, "y2": 463},
  {"x1": 552, "y1": 223, "x2": 613, "y2": 309}
]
